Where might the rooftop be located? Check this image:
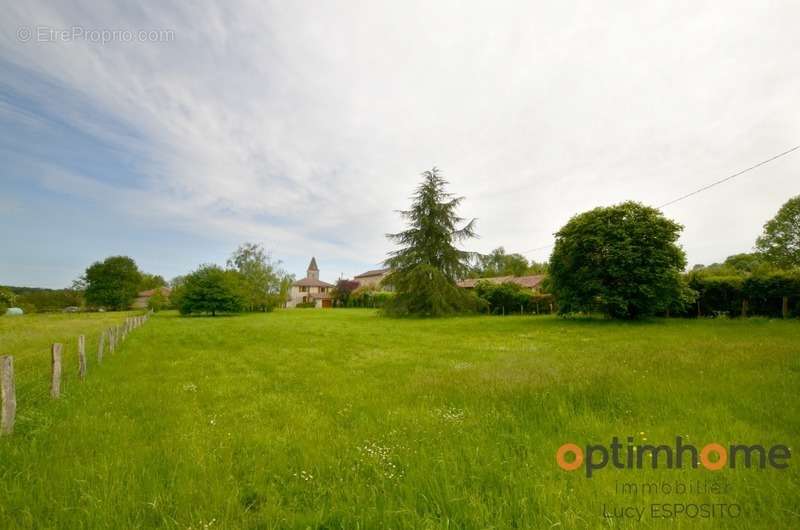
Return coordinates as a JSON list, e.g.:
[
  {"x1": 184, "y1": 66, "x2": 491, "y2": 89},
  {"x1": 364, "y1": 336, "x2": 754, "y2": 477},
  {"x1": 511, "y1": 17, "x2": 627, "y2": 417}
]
[
  {"x1": 292, "y1": 277, "x2": 334, "y2": 288},
  {"x1": 457, "y1": 275, "x2": 545, "y2": 289},
  {"x1": 354, "y1": 267, "x2": 391, "y2": 278}
]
